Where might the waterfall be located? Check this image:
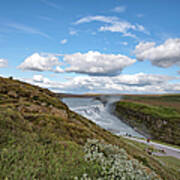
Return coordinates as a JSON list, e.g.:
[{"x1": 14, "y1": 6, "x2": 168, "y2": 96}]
[{"x1": 62, "y1": 97, "x2": 144, "y2": 138}]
